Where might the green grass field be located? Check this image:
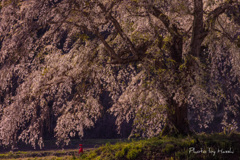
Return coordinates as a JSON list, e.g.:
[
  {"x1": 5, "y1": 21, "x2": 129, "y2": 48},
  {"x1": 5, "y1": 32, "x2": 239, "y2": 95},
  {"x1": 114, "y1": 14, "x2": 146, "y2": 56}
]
[{"x1": 1, "y1": 133, "x2": 240, "y2": 160}]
